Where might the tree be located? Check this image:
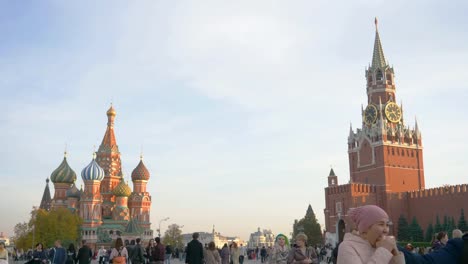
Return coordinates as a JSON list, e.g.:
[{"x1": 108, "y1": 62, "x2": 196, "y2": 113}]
[
  {"x1": 397, "y1": 215, "x2": 410, "y2": 241},
  {"x1": 408, "y1": 217, "x2": 424, "y2": 242},
  {"x1": 292, "y1": 205, "x2": 322, "y2": 246},
  {"x1": 424, "y1": 223, "x2": 434, "y2": 242},
  {"x1": 163, "y1": 224, "x2": 183, "y2": 249},
  {"x1": 447, "y1": 217, "x2": 456, "y2": 238},
  {"x1": 443, "y1": 215, "x2": 448, "y2": 232},
  {"x1": 435, "y1": 215, "x2": 443, "y2": 233},
  {"x1": 458, "y1": 209, "x2": 467, "y2": 231},
  {"x1": 13, "y1": 207, "x2": 82, "y2": 250}
]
